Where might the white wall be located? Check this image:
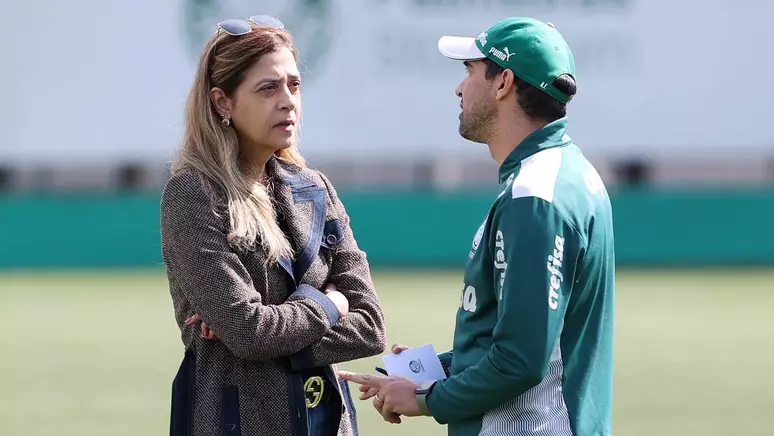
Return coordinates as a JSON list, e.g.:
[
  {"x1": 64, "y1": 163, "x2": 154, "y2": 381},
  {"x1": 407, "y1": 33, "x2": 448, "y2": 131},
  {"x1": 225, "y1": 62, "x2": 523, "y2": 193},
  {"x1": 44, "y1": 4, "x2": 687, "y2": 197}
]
[{"x1": 1, "y1": 0, "x2": 772, "y2": 165}]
